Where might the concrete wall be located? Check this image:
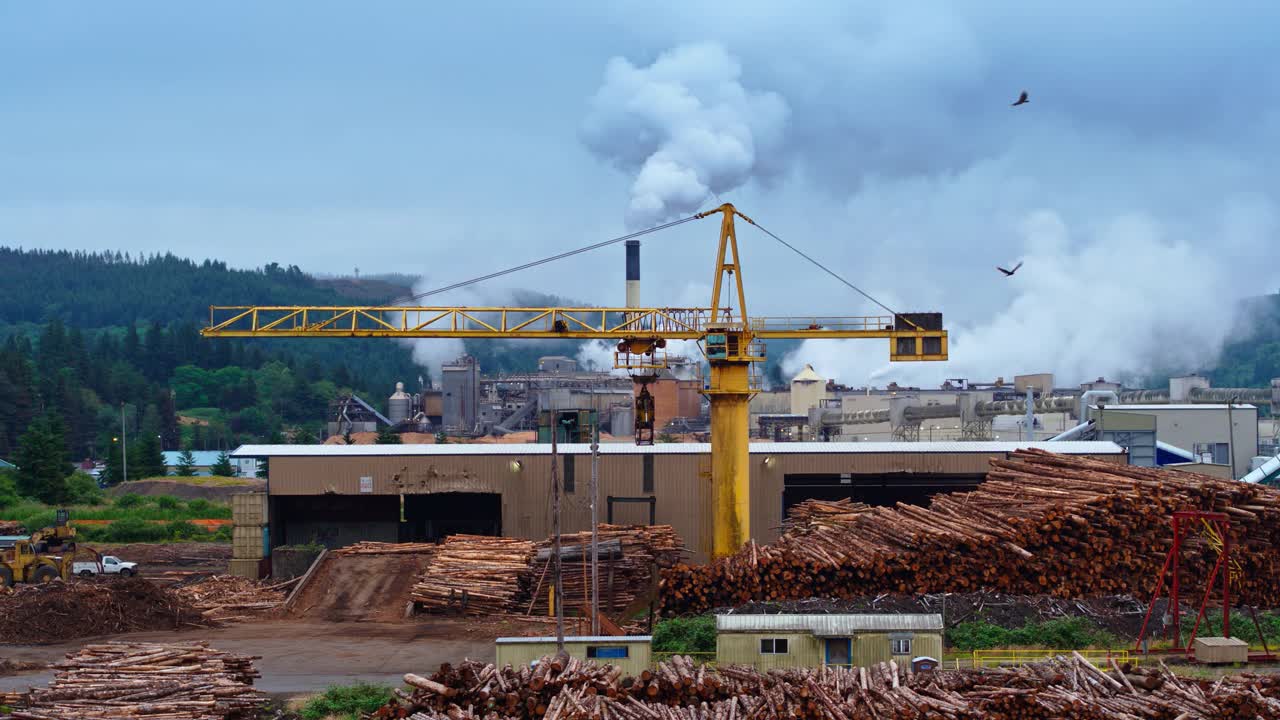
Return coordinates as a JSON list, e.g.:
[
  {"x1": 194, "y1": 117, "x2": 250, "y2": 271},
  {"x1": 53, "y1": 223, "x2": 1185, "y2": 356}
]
[{"x1": 496, "y1": 638, "x2": 651, "y2": 676}]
